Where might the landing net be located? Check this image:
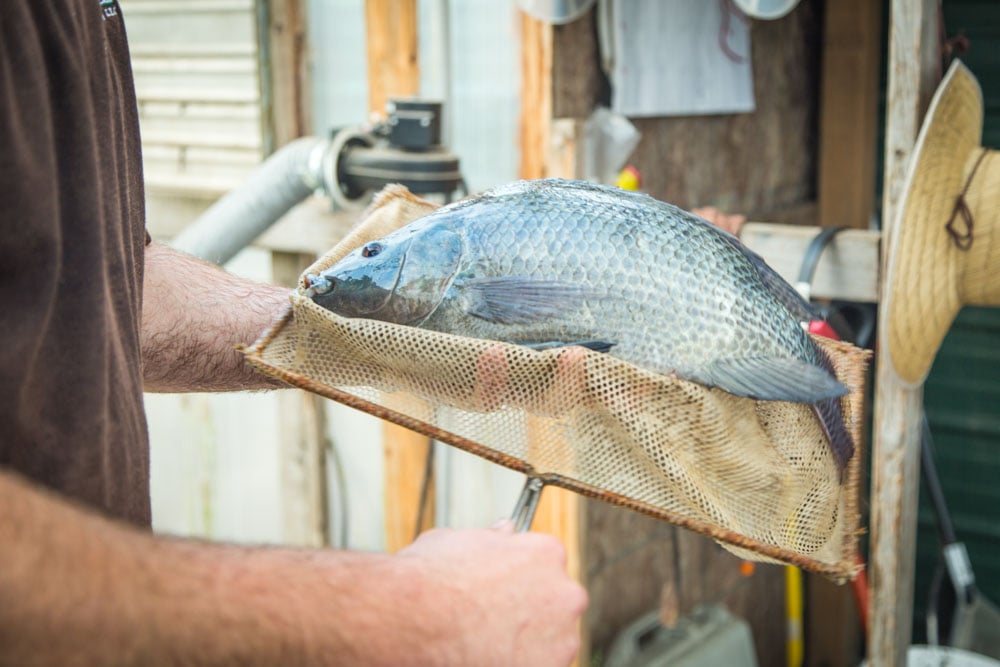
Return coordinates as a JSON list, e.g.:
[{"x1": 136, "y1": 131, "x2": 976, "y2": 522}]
[{"x1": 244, "y1": 185, "x2": 870, "y2": 581}]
